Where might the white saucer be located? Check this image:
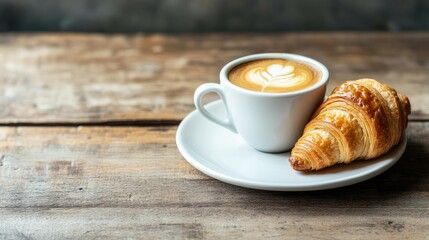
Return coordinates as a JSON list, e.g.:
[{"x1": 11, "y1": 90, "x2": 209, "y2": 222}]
[{"x1": 176, "y1": 100, "x2": 407, "y2": 191}]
